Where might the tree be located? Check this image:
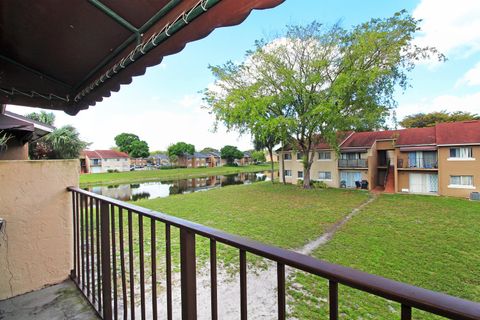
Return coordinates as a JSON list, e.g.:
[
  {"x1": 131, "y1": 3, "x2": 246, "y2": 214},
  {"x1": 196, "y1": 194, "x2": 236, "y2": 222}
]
[
  {"x1": 26, "y1": 111, "x2": 55, "y2": 126},
  {"x1": 114, "y1": 133, "x2": 149, "y2": 157},
  {"x1": 26, "y1": 112, "x2": 88, "y2": 159},
  {"x1": 220, "y1": 145, "x2": 244, "y2": 165},
  {"x1": 205, "y1": 12, "x2": 442, "y2": 188},
  {"x1": 200, "y1": 147, "x2": 218, "y2": 153},
  {"x1": 45, "y1": 125, "x2": 89, "y2": 159},
  {"x1": 0, "y1": 131, "x2": 13, "y2": 151},
  {"x1": 253, "y1": 133, "x2": 281, "y2": 182},
  {"x1": 400, "y1": 110, "x2": 480, "y2": 128},
  {"x1": 167, "y1": 142, "x2": 195, "y2": 164},
  {"x1": 129, "y1": 140, "x2": 150, "y2": 158},
  {"x1": 251, "y1": 150, "x2": 266, "y2": 163}
]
